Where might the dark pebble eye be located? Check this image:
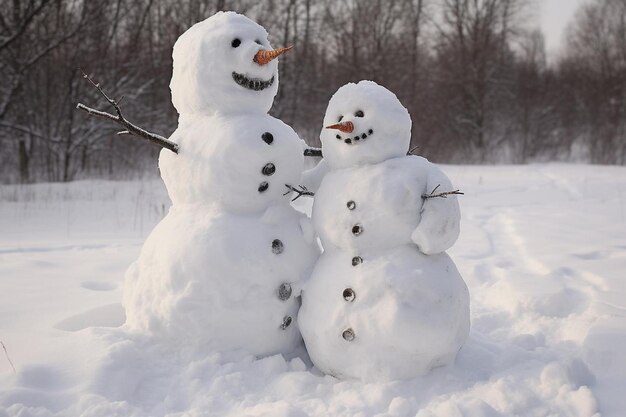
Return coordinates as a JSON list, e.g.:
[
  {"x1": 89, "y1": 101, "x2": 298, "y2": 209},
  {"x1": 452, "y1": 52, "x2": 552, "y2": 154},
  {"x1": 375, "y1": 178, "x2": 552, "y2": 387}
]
[
  {"x1": 231, "y1": 38, "x2": 241, "y2": 48},
  {"x1": 338, "y1": 115, "x2": 343, "y2": 122},
  {"x1": 355, "y1": 110, "x2": 364, "y2": 117},
  {"x1": 255, "y1": 39, "x2": 262, "y2": 45}
]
